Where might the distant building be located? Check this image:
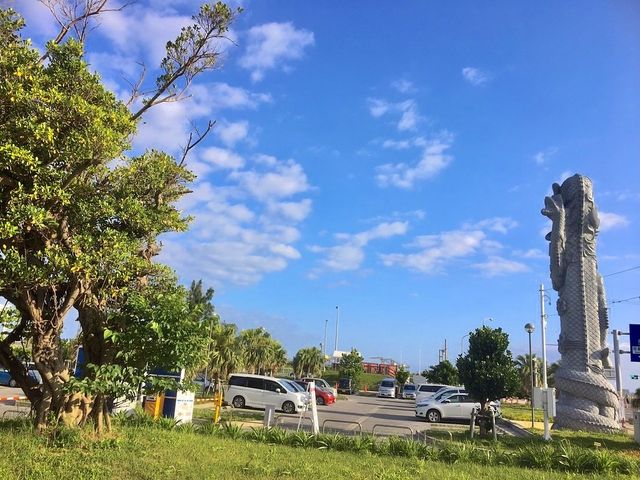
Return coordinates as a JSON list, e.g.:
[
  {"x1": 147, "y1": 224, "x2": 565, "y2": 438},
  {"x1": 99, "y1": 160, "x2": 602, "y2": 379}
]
[{"x1": 362, "y1": 361, "x2": 397, "y2": 376}]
